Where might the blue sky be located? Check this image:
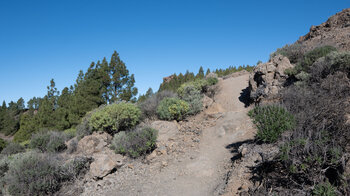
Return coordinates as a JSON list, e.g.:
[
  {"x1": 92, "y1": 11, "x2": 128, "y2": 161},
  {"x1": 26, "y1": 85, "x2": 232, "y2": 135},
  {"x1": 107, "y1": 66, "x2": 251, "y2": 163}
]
[{"x1": 0, "y1": 0, "x2": 348, "y2": 104}]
